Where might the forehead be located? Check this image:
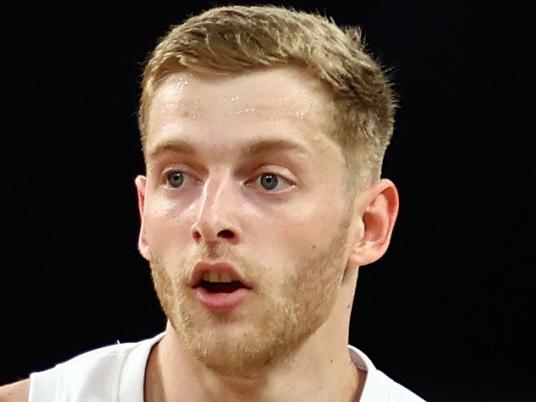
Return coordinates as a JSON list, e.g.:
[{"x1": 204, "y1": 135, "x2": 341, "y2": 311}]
[{"x1": 145, "y1": 67, "x2": 339, "y2": 158}]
